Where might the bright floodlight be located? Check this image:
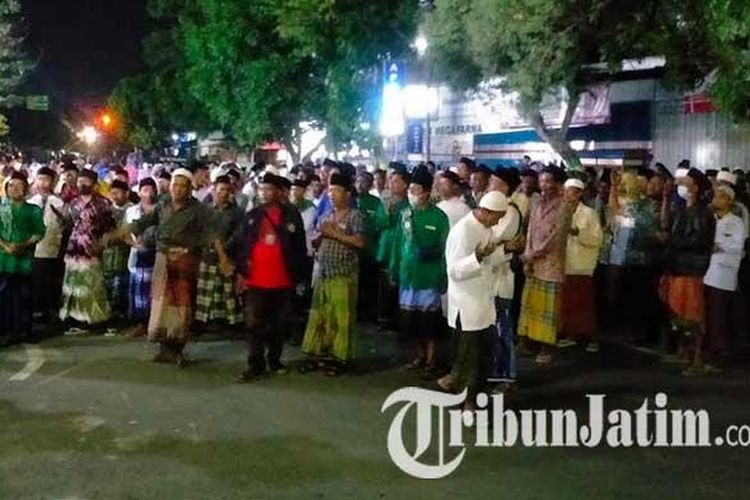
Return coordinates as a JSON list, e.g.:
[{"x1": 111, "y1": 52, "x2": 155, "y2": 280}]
[
  {"x1": 78, "y1": 125, "x2": 100, "y2": 146},
  {"x1": 402, "y1": 84, "x2": 439, "y2": 119},
  {"x1": 380, "y1": 81, "x2": 405, "y2": 137},
  {"x1": 414, "y1": 35, "x2": 428, "y2": 57}
]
